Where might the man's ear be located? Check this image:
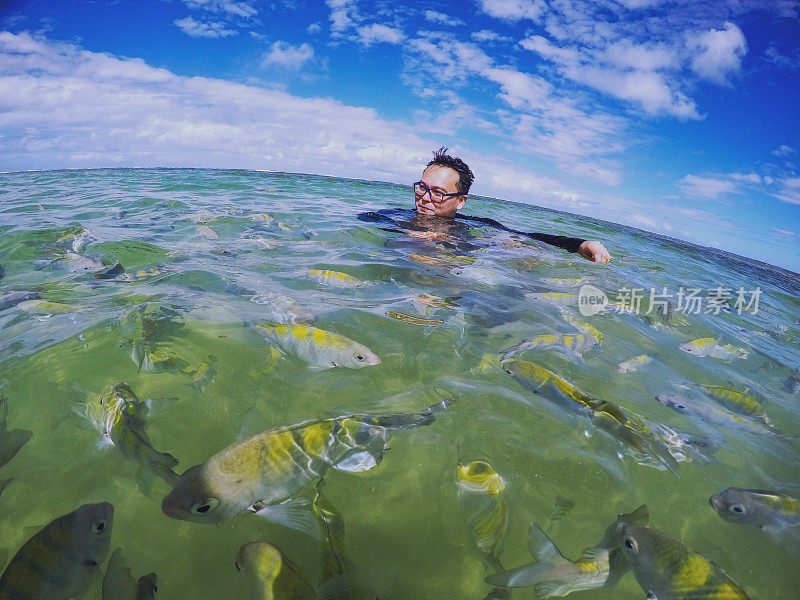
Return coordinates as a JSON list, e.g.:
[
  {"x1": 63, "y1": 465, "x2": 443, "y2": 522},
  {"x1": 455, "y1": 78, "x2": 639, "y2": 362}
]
[{"x1": 456, "y1": 195, "x2": 467, "y2": 210}]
